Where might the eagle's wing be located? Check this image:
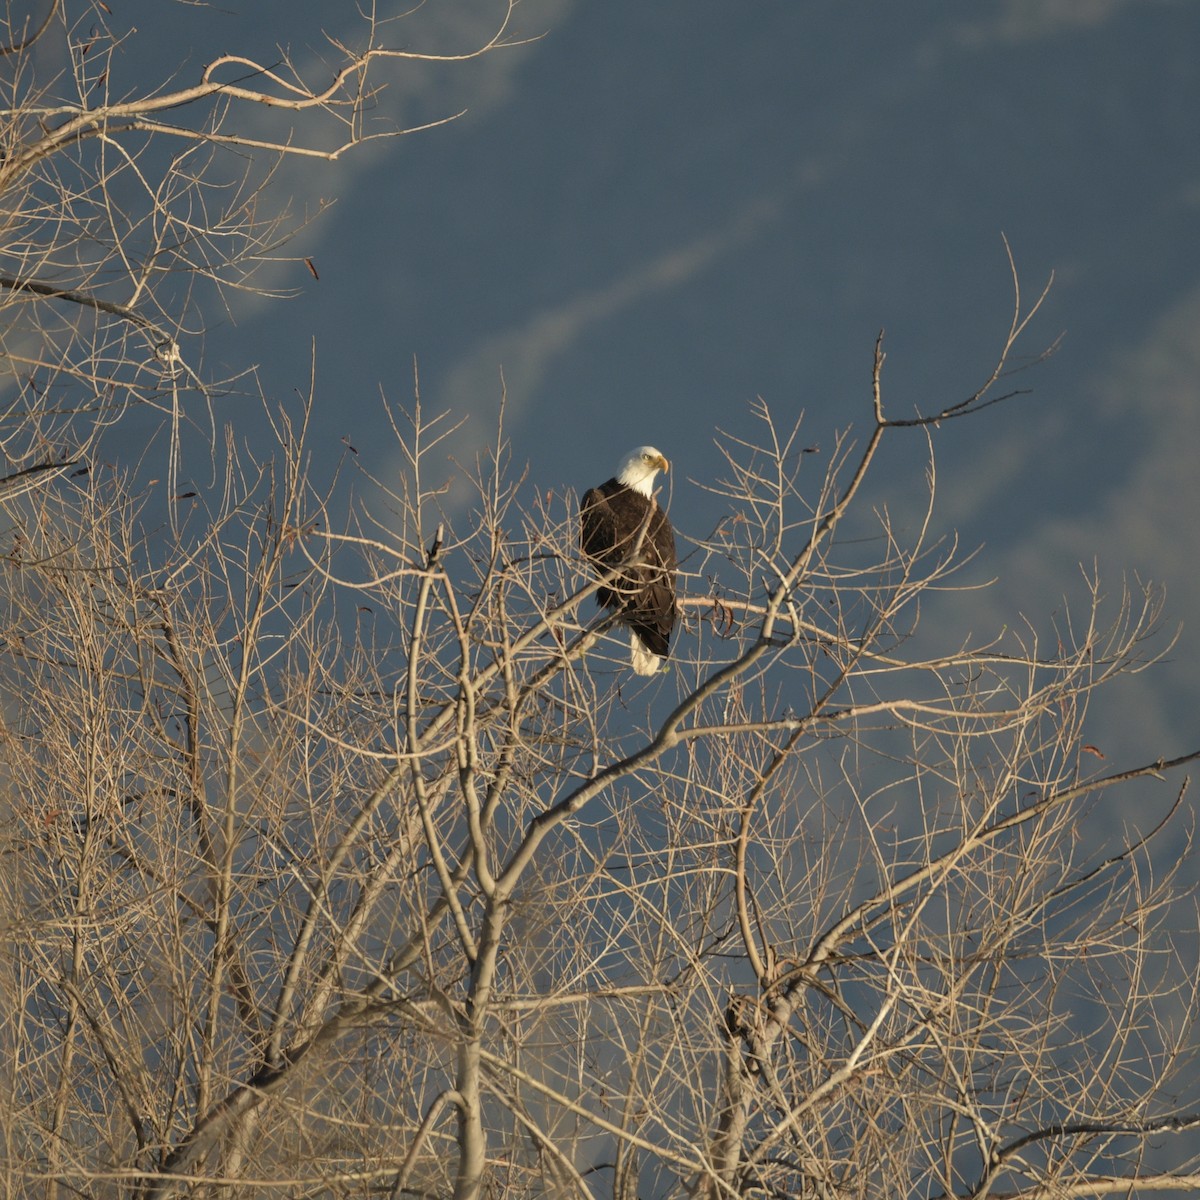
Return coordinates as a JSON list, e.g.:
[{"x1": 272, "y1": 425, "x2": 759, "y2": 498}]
[
  {"x1": 627, "y1": 505, "x2": 676, "y2": 656},
  {"x1": 580, "y1": 484, "x2": 624, "y2": 610},
  {"x1": 580, "y1": 485, "x2": 614, "y2": 562}
]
